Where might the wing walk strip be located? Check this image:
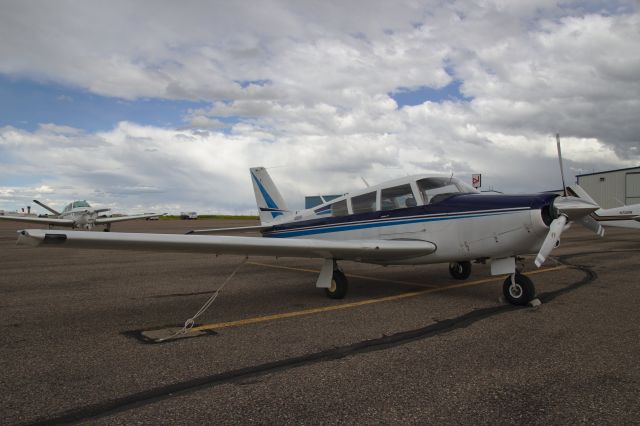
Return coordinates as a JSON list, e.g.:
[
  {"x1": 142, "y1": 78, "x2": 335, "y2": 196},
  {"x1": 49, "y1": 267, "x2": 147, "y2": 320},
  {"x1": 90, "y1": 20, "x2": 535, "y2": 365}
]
[{"x1": 189, "y1": 264, "x2": 568, "y2": 333}]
